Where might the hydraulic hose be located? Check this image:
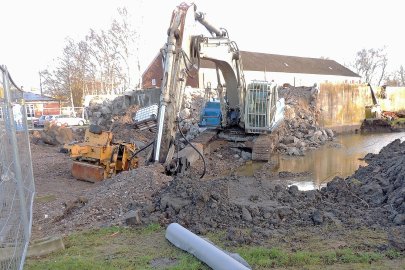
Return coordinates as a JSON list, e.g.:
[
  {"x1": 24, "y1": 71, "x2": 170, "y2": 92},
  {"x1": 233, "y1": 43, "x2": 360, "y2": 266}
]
[{"x1": 129, "y1": 139, "x2": 155, "y2": 161}]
